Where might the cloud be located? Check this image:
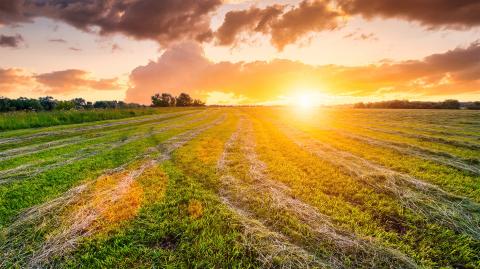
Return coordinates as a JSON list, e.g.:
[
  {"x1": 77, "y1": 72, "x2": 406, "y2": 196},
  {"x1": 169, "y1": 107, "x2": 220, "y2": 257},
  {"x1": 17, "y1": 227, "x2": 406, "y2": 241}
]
[
  {"x1": 215, "y1": 0, "x2": 340, "y2": 50},
  {"x1": 35, "y1": 69, "x2": 120, "y2": 94},
  {"x1": 214, "y1": 0, "x2": 480, "y2": 50},
  {"x1": 49, "y1": 38, "x2": 67, "y2": 43},
  {"x1": 0, "y1": 68, "x2": 34, "y2": 93},
  {"x1": 0, "y1": 0, "x2": 24, "y2": 25},
  {"x1": 0, "y1": 34, "x2": 24, "y2": 48},
  {"x1": 0, "y1": 0, "x2": 221, "y2": 47},
  {"x1": 343, "y1": 30, "x2": 378, "y2": 41},
  {"x1": 337, "y1": 0, "x2": 480, "y2": 29},
  {"x1": 126, "y1": 41, "x2": 480, "y2": 104},
  {"x1": 2, "y1": 0, "x2": 479, "y2": 50},
  {"x1": 69, "y1": 47, "x2": 82, "y2": 52},
  {"x1": 111, "y1": 43, "x2": 122, "y2": 52},
  {"x1": 215, "y1": 5, "x2": 284, "y2": 46}
]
